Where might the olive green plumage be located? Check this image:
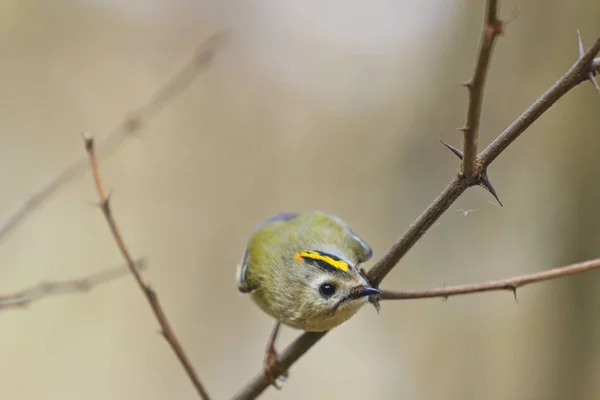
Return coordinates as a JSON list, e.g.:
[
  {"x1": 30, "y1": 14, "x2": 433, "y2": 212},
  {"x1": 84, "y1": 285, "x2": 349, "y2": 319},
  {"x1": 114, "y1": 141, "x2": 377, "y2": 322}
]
[{"x1": 236, "y1": 211, "x2": 378, "y2": 332}]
